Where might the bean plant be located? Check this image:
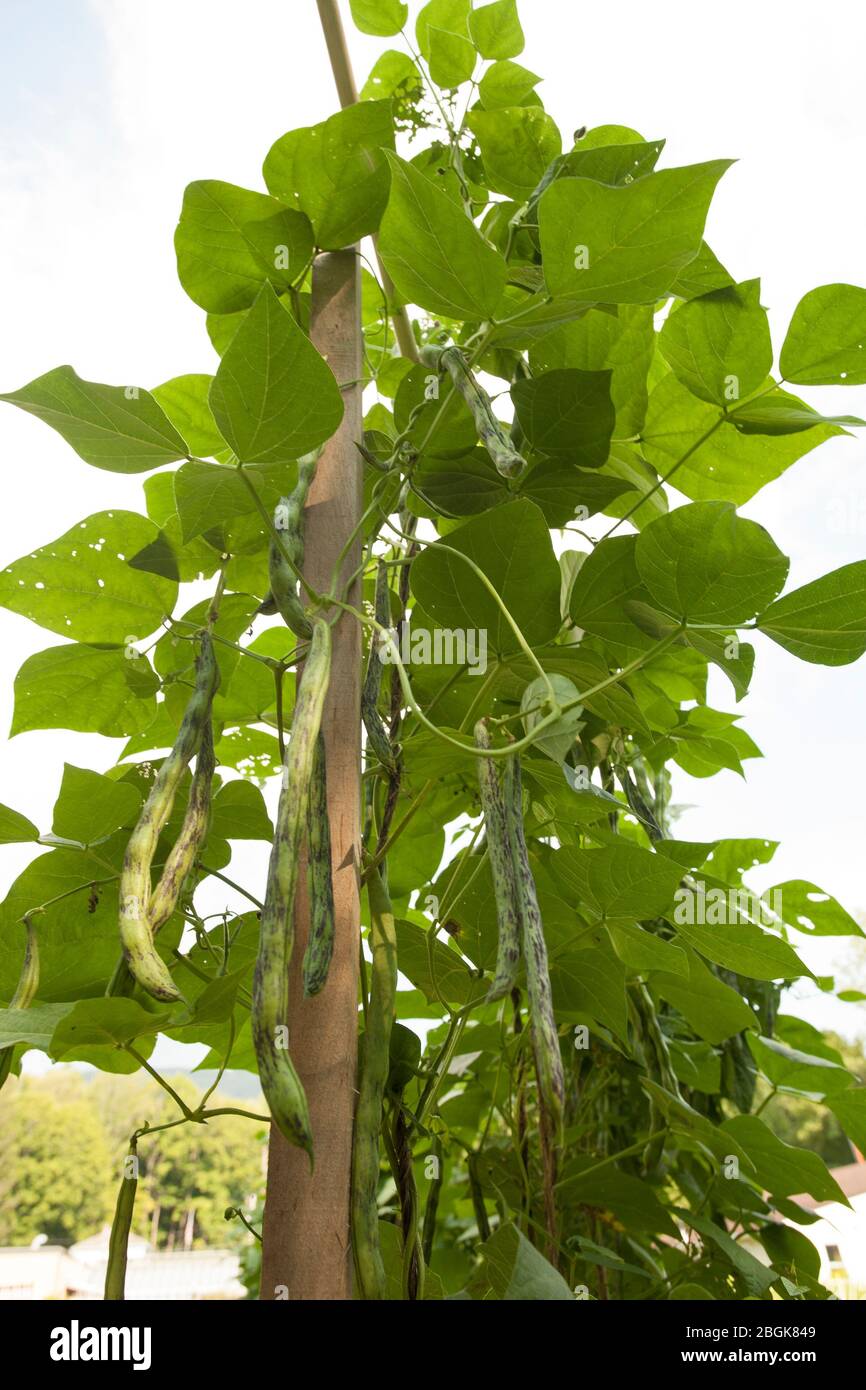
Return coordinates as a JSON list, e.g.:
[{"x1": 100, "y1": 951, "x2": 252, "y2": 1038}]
[{"x1": 2, "y1": 0, "x2": 866, "y2": 1301}]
